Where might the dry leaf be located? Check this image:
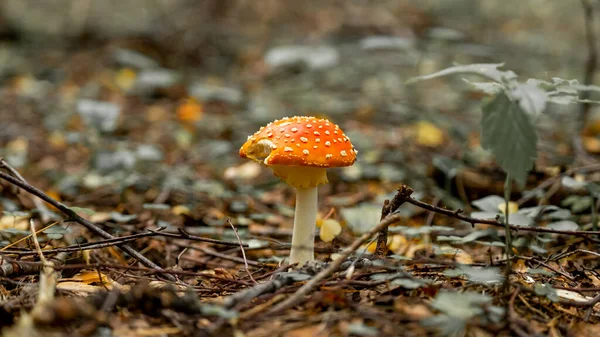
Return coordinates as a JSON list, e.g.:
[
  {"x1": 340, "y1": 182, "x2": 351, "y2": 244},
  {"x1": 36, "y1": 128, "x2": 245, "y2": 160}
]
[
  {"x1": 114, "y1": 68, "x2": 137, "y2": 91},
  {"x1": 319, "y1": 219, "x2": 342, "y2": 242},
  {"x1": 497, "y1": 201, "x2": 519, "y2": 214},
  {"x1": 177, "y1": 98, "x2": 203, "y2": 124},
  {"x1": 415, "y1": 121, "x2": 444, "y2": 147}
]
